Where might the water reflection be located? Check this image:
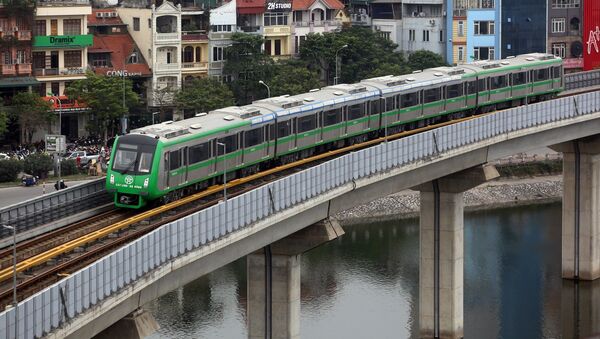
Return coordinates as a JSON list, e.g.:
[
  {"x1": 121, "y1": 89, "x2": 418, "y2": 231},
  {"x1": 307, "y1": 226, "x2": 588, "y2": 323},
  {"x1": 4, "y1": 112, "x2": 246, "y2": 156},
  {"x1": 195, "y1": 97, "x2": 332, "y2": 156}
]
[{"x1": 146, "y1": 203, "x2": 600, "y2": 338}]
